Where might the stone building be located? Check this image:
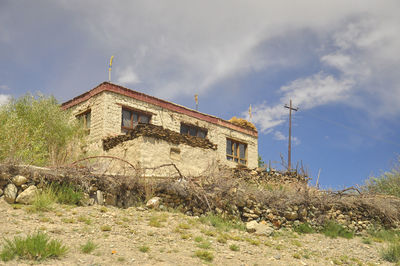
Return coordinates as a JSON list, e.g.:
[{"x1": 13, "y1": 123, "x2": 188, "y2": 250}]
[{"x1": 62, "y1": 82, "x2": 258, "y2": 176}]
